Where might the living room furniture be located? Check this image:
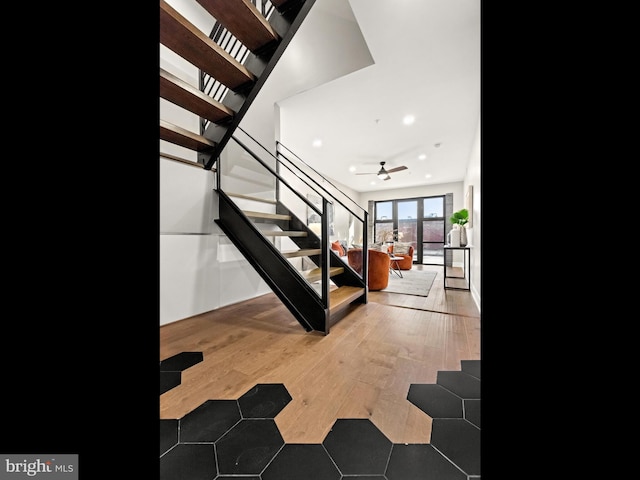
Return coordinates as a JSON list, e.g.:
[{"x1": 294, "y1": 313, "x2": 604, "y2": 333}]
[
  {"x1": 331, "y1": 240, "x2": 346, "y2": 257},
  {"x1": 347, "y1": 248, "x2": 390, "y2": 291},
  {"x1": 389, "y1": 255, "x2": 404, "y2": 278},
  {"x1": 443, "y1": 245, "x2": 470, "y2": 291},
  {"x1": 387, "y1": 244, "x2": 414, "y2": 270}
]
